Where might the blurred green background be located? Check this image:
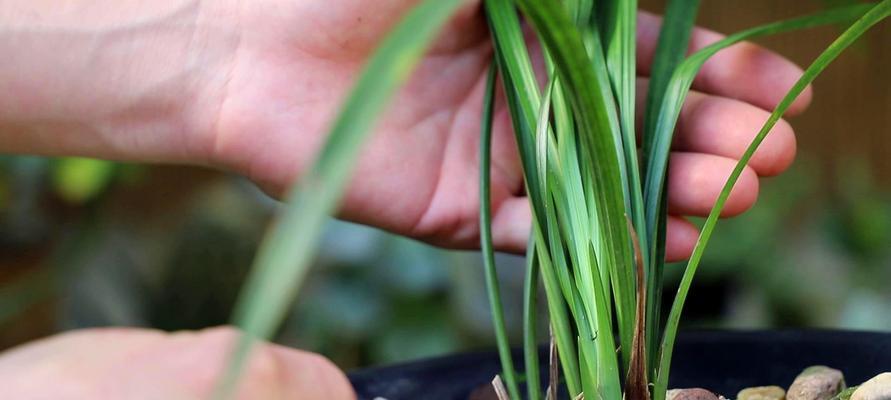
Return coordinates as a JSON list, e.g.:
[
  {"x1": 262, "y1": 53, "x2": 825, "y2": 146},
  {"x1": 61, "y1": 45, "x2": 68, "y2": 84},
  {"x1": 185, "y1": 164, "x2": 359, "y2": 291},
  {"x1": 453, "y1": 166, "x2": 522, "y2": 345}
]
[{"x1": 0, "y1": 1, "x2": 888, "y2": 372}]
